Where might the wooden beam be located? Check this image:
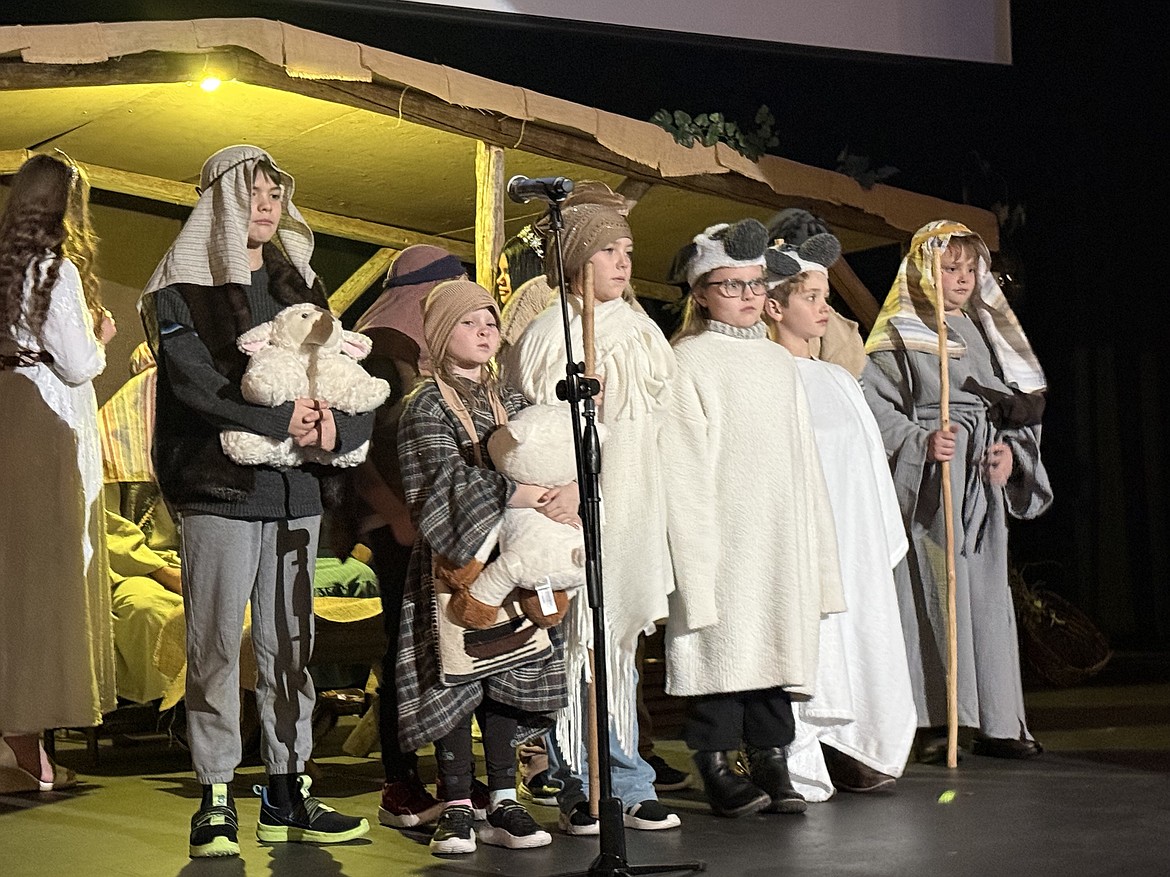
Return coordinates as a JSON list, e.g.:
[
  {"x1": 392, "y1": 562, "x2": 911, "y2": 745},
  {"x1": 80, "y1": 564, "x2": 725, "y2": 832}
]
[
  {"x1": 631, "y1": 277, "x2": 681, "y2": 303},
  {"x1": 829, "y1": 256, "x2": 880, "y2": 330},
  {"x1": 0, "y1": 149, "x2": 475, "y2": 258},
  {"x1": 616, "y1": 178, "x2": 653, "y2": 206},
  {"x1": 0, "y1": 148, "x2": 32, "y2": 173},
  {"x1": 297, "y1": 206, "x2": 472, "y2": 258},
  {"x1": 328, "y1": 247, "x2": 398, "y2": 317},
  {"x1": 474, "y1": 141, "x2": 505, "y2": 291}
]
